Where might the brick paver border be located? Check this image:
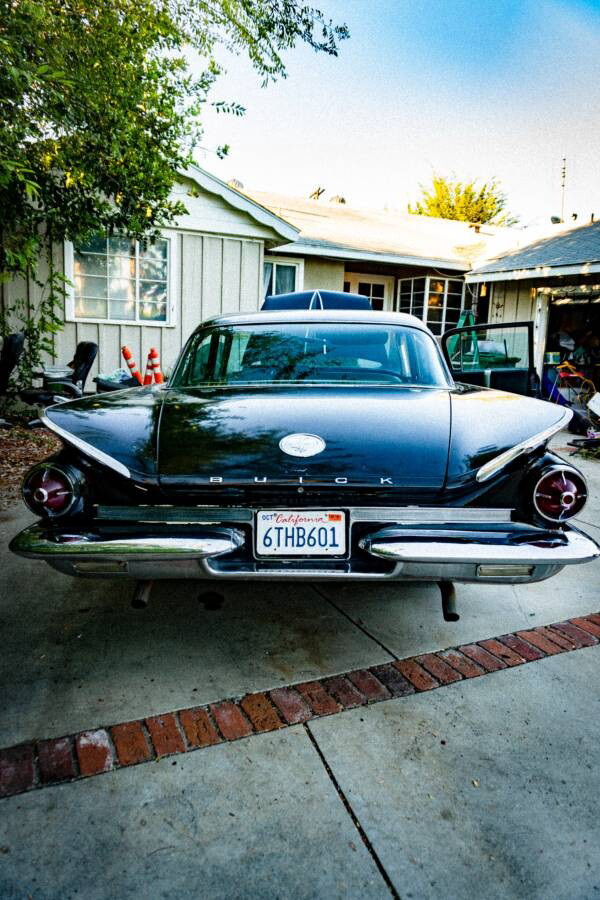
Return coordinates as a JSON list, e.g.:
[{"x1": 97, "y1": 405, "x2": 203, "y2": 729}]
[{"x1": 1, "y1": 613, "x2": 599, "y2": 800}]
